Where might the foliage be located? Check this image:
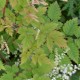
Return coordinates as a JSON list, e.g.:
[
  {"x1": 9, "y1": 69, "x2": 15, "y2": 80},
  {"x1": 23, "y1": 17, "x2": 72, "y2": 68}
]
[{"x1": 0, "y1": 0, "x2": 80, "y2": 80}]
